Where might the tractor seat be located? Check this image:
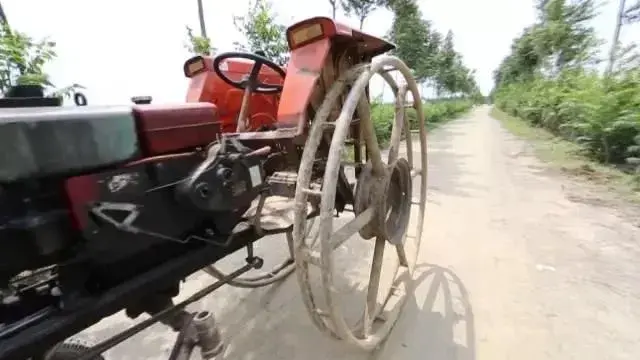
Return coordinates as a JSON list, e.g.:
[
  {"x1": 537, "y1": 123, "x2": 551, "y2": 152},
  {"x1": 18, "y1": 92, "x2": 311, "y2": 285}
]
[{"x1": 0, "y1": 106, "x2": 139, "y2": 182}]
